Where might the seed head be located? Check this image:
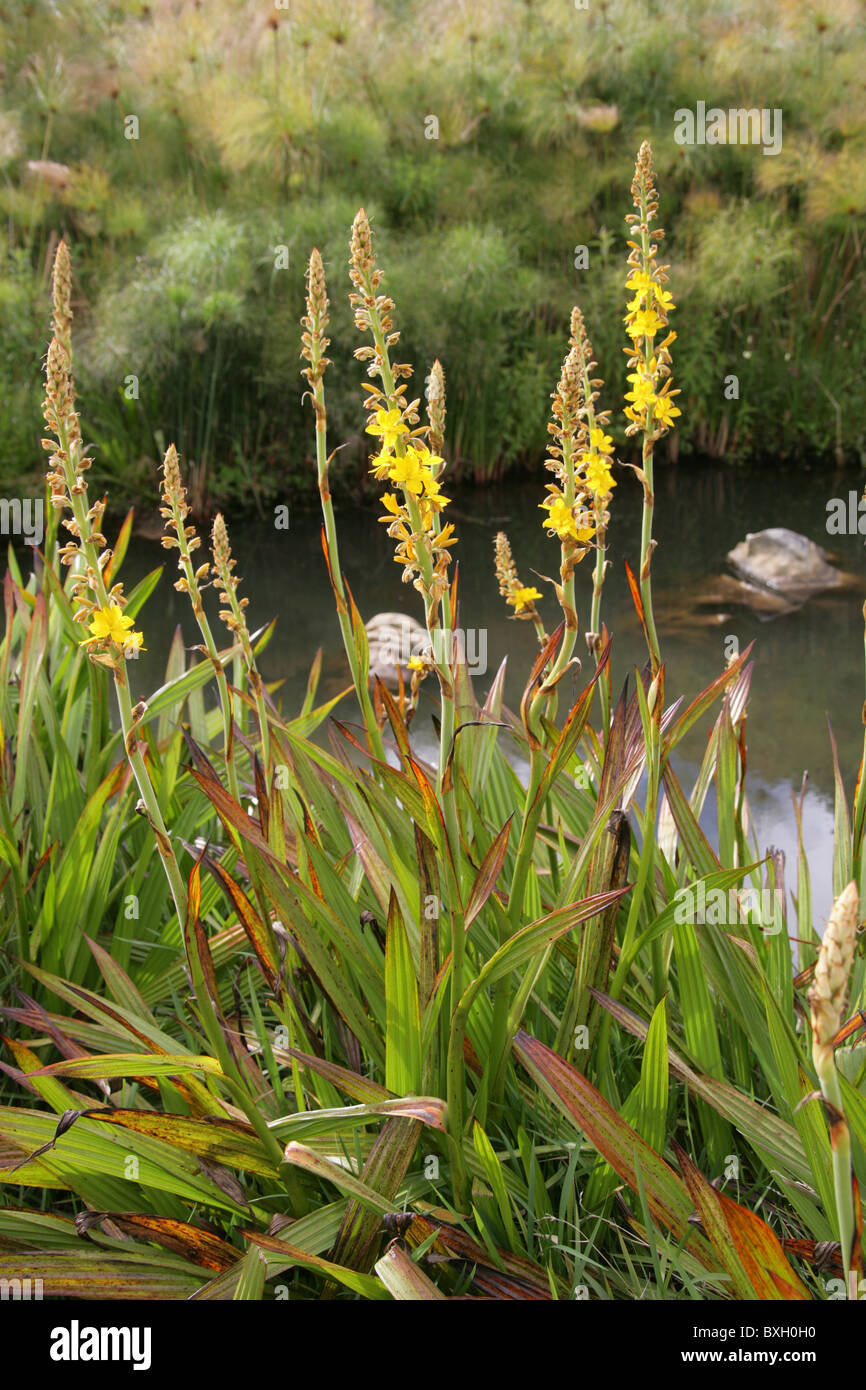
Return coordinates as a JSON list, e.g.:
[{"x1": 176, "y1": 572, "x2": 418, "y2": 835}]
[
  {"x1": 301, "y1": 248, "x2": 331, "y2": 385},
  {"x1": 349, "y1": 208, "x2": 375, "y2": 287},
  {"x1": 52, "y1": 238, "x2": 73, "y2": 357},
  {"x1": 426, "y1": 359, "x2": 446, "y2": 458},
  {"x1": 809, "y1": 880, "x2": 860, "y2": 1075}
]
